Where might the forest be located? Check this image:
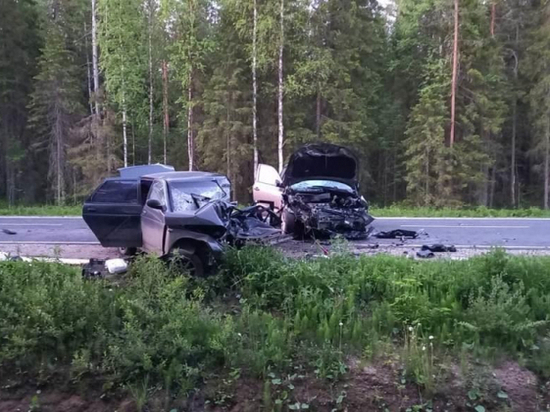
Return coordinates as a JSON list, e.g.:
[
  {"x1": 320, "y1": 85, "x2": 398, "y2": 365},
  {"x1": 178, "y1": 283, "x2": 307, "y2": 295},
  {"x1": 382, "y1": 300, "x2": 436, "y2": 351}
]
[{"x1": 1, "y1": 0, "x2": 549, "y2": 208}]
